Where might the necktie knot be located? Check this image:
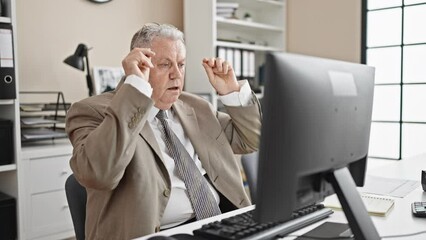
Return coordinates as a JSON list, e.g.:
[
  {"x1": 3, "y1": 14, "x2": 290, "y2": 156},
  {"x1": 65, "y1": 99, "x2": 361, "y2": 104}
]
[{"x1": 156, "y1": 110, "x2": 167, "y2": 120}]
